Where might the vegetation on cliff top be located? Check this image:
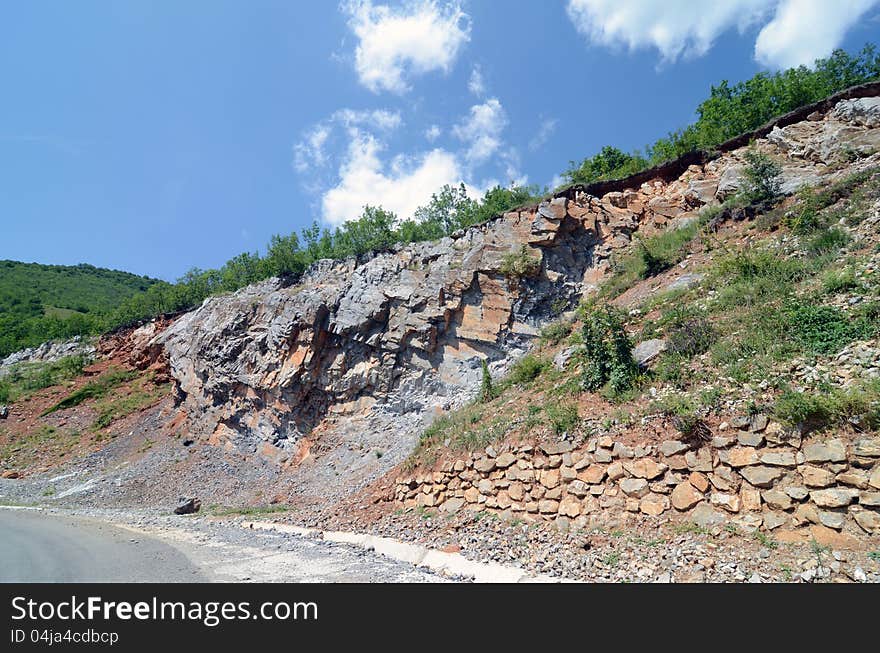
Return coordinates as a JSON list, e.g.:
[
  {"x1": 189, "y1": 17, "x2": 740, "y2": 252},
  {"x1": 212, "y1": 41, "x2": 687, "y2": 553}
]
[{"x1": 562, "y1": 44, "x2": 880, "y2": 186}]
